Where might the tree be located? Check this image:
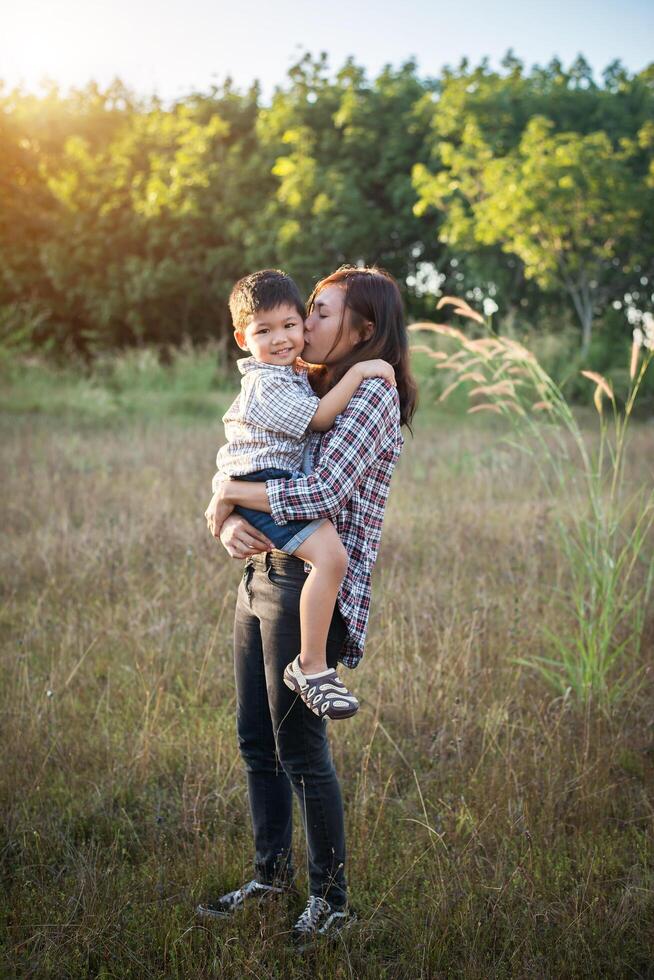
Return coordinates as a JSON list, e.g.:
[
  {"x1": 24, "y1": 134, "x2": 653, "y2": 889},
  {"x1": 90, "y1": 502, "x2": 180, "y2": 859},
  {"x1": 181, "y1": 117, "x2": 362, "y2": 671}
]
[
  {"x1": 414, "y1": 115, "x2": 644, "y2": 354},
  {"x1": 1, "y1": 57, "x2": 652, "y2": 354},
  {"x1": 254, "y1": 53, "x2": 444, "y2": 315},
  {"x1": 413, "y1": 57, "x2": 654, "y2": 351},
  {"x1": 39, "y1": 83, "x2": 270, "y2": 347}
]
